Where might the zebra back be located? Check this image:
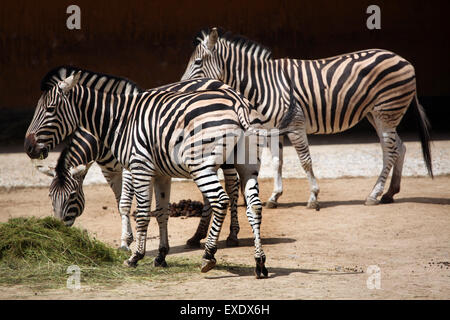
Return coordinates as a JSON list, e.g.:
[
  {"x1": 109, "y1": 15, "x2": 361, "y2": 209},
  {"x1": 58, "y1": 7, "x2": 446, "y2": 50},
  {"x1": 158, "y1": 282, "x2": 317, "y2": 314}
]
[{"x1": 41, "y1": 66, "x2": 142, "y2": 95}]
